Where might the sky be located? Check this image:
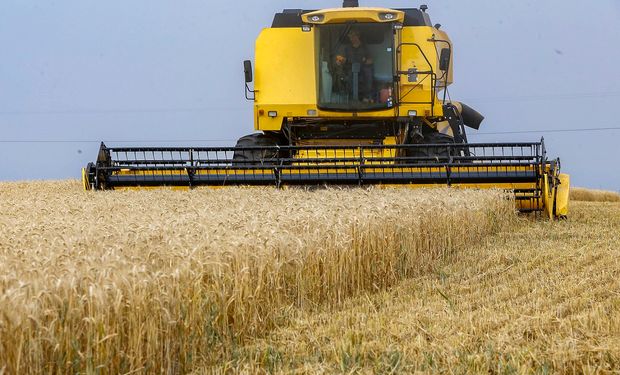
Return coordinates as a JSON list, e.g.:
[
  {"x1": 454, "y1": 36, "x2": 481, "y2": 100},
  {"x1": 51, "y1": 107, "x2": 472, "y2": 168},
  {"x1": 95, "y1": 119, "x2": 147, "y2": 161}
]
[{"x1": 1, "y1": 0, "x2": 619, "y2": 190}]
